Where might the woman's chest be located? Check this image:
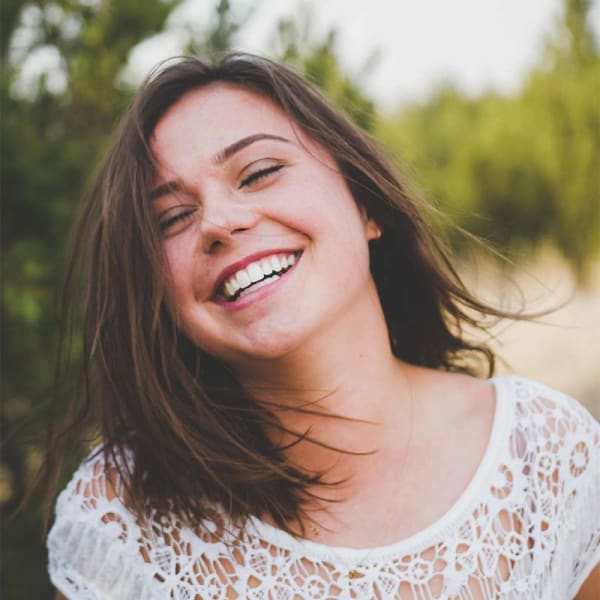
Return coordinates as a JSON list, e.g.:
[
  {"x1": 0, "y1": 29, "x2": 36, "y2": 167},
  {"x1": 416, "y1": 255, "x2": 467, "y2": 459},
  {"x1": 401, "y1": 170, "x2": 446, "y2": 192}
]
[{"x1": 311, "y1": 407, "x2": 495, "y2": 549}]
